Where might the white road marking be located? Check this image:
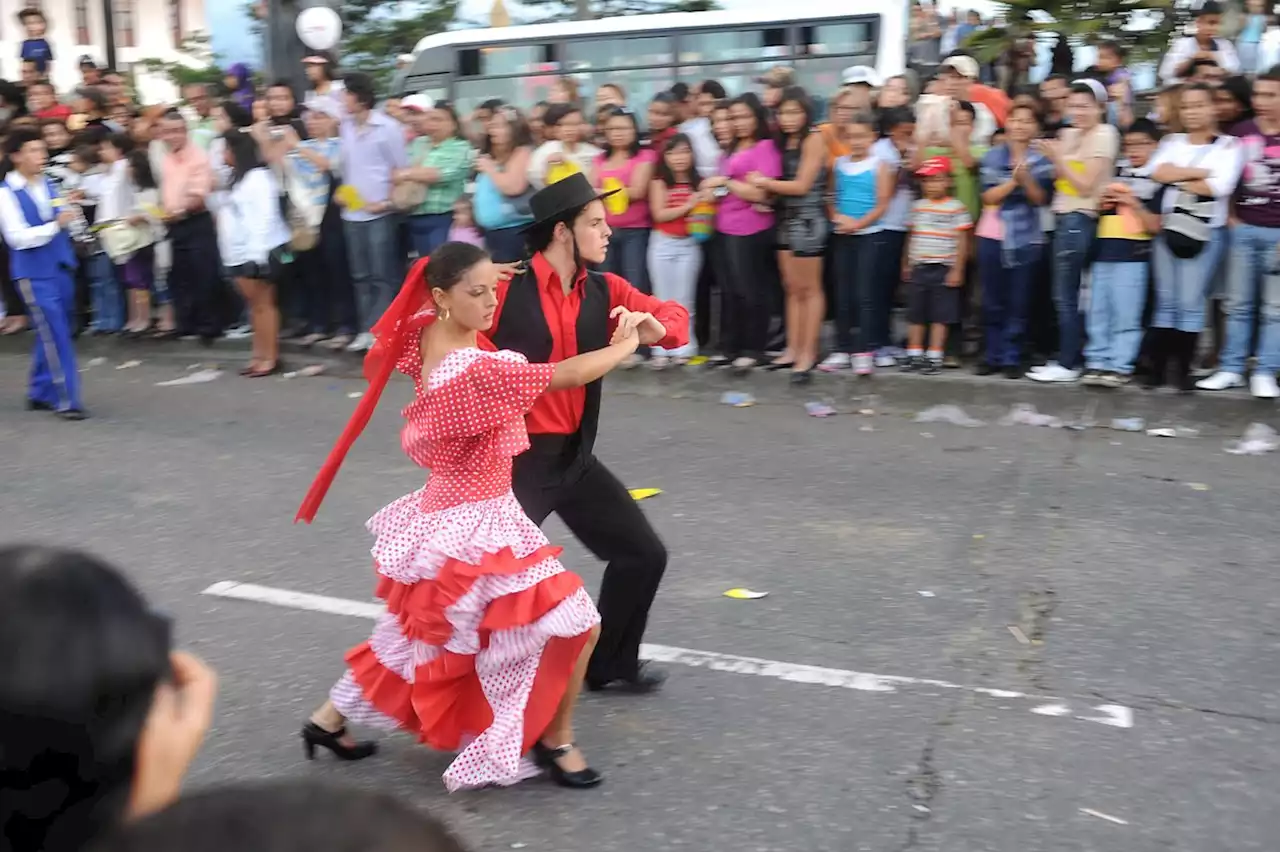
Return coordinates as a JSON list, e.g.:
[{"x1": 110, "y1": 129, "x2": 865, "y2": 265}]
[{"x1": 201, "y1": 581, "x2": 1135, "y2": 730}]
